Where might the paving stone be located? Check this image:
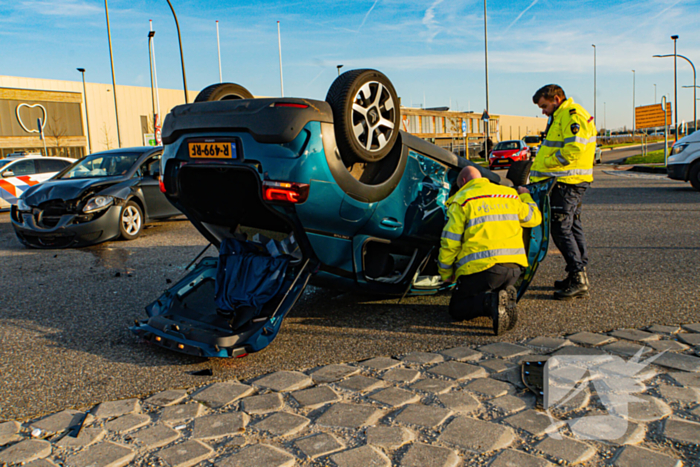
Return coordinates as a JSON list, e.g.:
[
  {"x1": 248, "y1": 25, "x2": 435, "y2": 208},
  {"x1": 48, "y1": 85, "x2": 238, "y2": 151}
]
[
  {"x1": 192, "y1": 412, "x2": 249, "y2": 440},
  {"x1": 602, "y1": 341, "x2": 653, "y2": 358},
  {"x1": 438, "y1": 391, "x2": 481, "y2": 414},
  {"x1": 331, "y1": 445, "x2": 390, "y2": 467},
  {"x1": 252, "y1": 412, "x2": 310, "y2": 437},
  {"x1": 527, "y1": 336, "x2": 573, "y2": 351},
  {"x1": 535, "y1": 436, "x2": 596, "y2": 465},
  {"x1": 609, "y1": 329, "x2": 662, "y2": 343},
  {"x1": 568, "y1": 415, "x2": 645, "y2": 445},
  {"x1": 381, "y1": 368, "x2": 421, "y2": 383},
  {"x1": 160, "y1": 403, "x2": 206, "y2": 425},
  {"x1": 24, "y1": 460, "x2": 57, "y2": 467},
  {"x1": 568, "y1": 332, "x2": 617, "y2": 346},
  {"x1": 294, "y1": 432, "x2": 345, "y2": 459},
  {"x1": 691, "y1": 405, "x2": 700, "y2": 418},
  {"x1": 0, "y1": 439, "x2": 52, "y2": 465},
  {"x1": 504, "y1": 409, "x2": 565, "y2": 436},
  {"x1": 31, "y1": 410, "x2": 84, "y2": 434},
  {"x1": 336, "y1": 375, "x2": 385, "y2": 393},
  {"x1": 624, "y1": 394, "x2": 672, "y2": 422},
  {"x1": 400, "y1": 351, "x2": 445, "y2": 365},
  {"x1": 316, "y1": 403, "x2": 383, "y2": 429},
  {"x1": 653, "y1": 352, "x2": 700, "y2": 372},
  {"x1": 365, "y1": 426, "x2": 414, "y2": 450},
  {"x1": 439, "y1": 347, "x2": 482, "y2": 362},
  {"x1": 491, "y1": 366, "x2": 527, "y2": 389},
  {"x1": 489, "y1": 395, "x2": 532, "y2": 414},
  {"x1": 311, "y1": 364, "x2": 361, "y2": 383},
  {"x1": 359, "y1": 357, "x2": 402, "y2": 371},
  {"x1": 479, "y1": 358, "x2": 518, "y2": 374},
  {"x1": 668, "y1": 371, "x2": 700, "y2": 388},
  {"x1": 479, "y1": 342, "x2": 532, "y2": 358},
  {"x1": 647, "y1": 324, "x2": 681, "y2": 335},
  {"x1": 291, "y1": 386, "x2": 340, "y2": 409},
  {"x1": 682, "y1": 323, "x2": 700, "y2": 333},
  {"x1": 553, "y1": 346, "x2": 612, "y2": 357},
  {"x1": 240, "y1": 392, "x2": 284, "y2": 414},
  {"x1": 678, "y1": 333, "x2": 700, "y2": 346},
  {"x1": 192, "y1": 382, "x2": 255, "y2": 408},
  {"x1": 394, "y1": 404, "x2": 453, "y2": 428},
  {"x1": 664, "y1": 418, "x2": 700, "y2": 445},
  {"x1": 657, "y1": 383, "x2": 700, "y2": 404},
  {"x1": 157, "y1": 439, "x2": 214, "y2": 467},
  {"x1": 490, "y1": 449, "x2": 555, "y2": 467},
  {"x1": 130, "y1": 423, "x2": 180, "y2": 449},
  {"x1": 465, "y1": 378, "x2": 513, "y2": 399},
  {"x1": 0, "y1": 421, "x2": 21, "y2": 446},
  {"x1": 370, "y1": 387, "x2": 420, "y2": 407},
  {"x1": 64, "y1": 442, "x2": 135, "y2": 467},
  {"x1": 56, "y1": 427, "x2": 106, "y2": 448},
  {"x1": 409, "y1": 378, "x2": 455, "y2": 394},
  {"x1": 439, "y1": 417, "x2": 514, "y2": 453},
  {"x1": 92, "y1": 398, "x2": 141, "y2": 419},
  {"x1": 599, "y1": 359, "x2": 658, "y2": 381},
  {"x1": 144, "y1": 389, "x2": 188, "y2": 407},
  {"x1": 613, "y1": 445, "x2": 682, "y2": 467},
  {"x1": 648, "y1": 339, "x2": 690, "y2": 352},
  {"x1": 253, "y1": 371, "x2": 313, "y2": 392},
  {"x1": 427, "y1": 361, "x2": 487, "y2": 380},
  {"x1": 218, "y1": 444, "x2": 295, "y2": 467},
  {"x1": 400, "y1": 443, "x2": 460, "y2": 467},
  {"x1": 546, "y1": 387, "x2": 591, "y2": 414},
  {"x1": 104, "y1": 414, "x2": 151, "y2": 434}
]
